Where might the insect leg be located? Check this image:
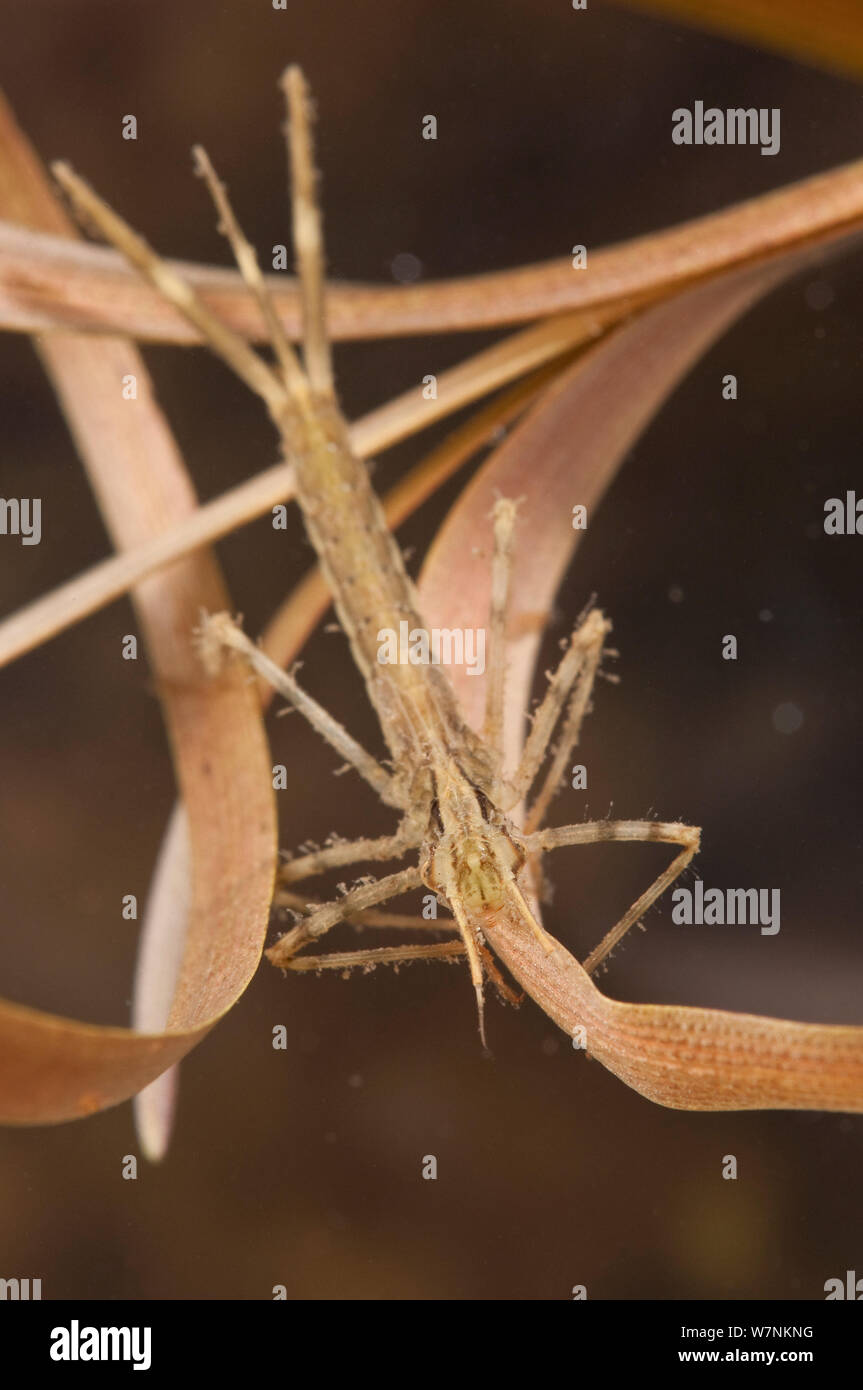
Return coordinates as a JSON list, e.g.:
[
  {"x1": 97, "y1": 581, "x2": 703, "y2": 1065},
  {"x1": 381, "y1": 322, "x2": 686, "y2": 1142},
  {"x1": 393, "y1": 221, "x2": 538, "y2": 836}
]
[
  {"x1": 284, "y1": 935, "x2": 521, "y2": 1015},
  {"x1": 277, "y1": 886, "x2": 457, "y2": 930},
  {"x1": 280, "y1": 824, "x2": 424, "y2": 886},
  {"x1": 52, "y1": 163, "x2": 291, "y2": 418},
  {"x1": 197, "y1": 611, "x2": 403, "y2": 807},
  {"x1": 504, "y1": 607, "x2": 611, "y2": 810},
  {"x1": 522, "y1": 612, "x2": 611, "y2": 834},
  {"x1": 285, "y1": 940, "x2": 465, "y2": 974},
  {"x1": 524, "y1": 818, "x2": 700, "y2": 973},
  {"x1": 267, "y1": 865, "x2": 422, "y2": 966}
]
